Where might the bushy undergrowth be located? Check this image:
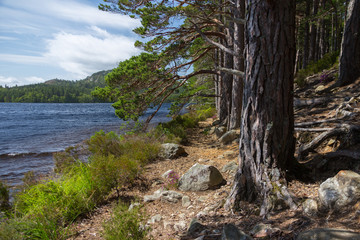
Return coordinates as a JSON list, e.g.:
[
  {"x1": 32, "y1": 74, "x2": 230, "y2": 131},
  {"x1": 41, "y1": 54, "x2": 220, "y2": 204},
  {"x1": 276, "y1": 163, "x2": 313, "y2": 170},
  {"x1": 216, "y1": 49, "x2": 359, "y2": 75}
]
[
  {"x1": 102, "y1": 202, "x2": 148, "y2": 240},
  {"x1": 295, "y1": 51, "x2": 339, "y2": 87}
]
